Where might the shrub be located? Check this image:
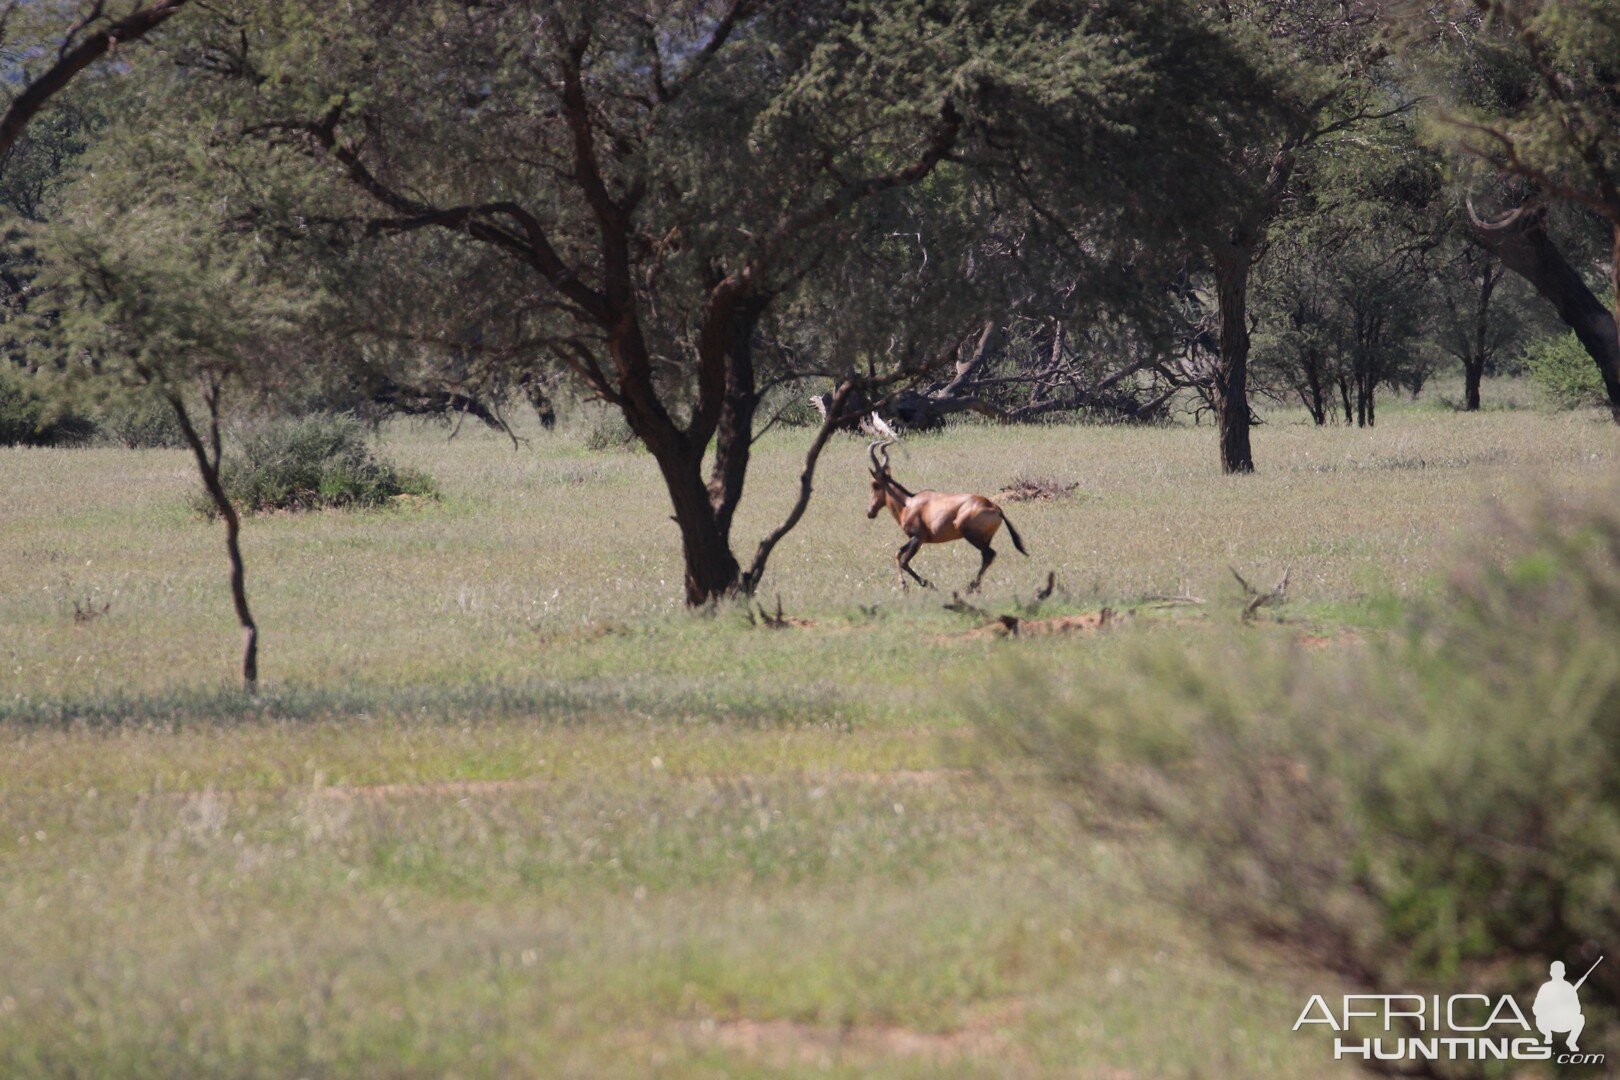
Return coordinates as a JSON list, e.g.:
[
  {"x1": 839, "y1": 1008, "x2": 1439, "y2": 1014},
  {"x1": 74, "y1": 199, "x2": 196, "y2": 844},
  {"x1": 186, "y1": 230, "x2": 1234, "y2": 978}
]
[
  {"x1": 96, "y1": 399, "x2": 185, "y2": 449},
  {"x1": 204, "y1": 414, "x2": 436, "y2": 515},
  {"x1": 1524, "y1": 331, "x2": 1606, "y2": 409},
  {"x1": 582, "y1": 411, "x2": 639, "y2": 452},
  {"x1": 975, "y1": 494, "x2": 1620, "y2": 1064},
  {"x1": 0, "y1": 366, "x2": 95, "y2": 446}
]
